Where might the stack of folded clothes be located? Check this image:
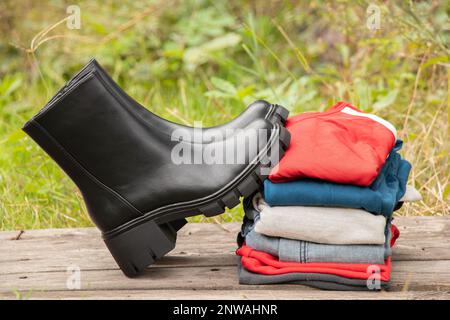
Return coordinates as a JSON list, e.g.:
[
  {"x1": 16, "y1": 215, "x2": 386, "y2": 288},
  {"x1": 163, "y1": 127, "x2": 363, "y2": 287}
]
[{"x1": 236, "y1": 101, "x2": 422, "y2": 291}]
